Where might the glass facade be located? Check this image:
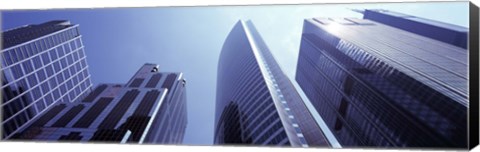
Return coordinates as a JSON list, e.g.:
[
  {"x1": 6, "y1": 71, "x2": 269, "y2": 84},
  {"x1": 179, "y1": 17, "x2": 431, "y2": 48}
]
[
  {"x1": 295, "y1": 15, "x2": 468, "y2": 148},
  {"x1": 362, "y1": 9, "x2": 468, "y2": 49},
  {"x1": 9, "y1": 63, "x2": 188, "y2": 144},
  {"x1": 215, "y1": 20, "x2": 330, "y2": 147},
  {"x1": 1, "y1": 20, "x2": 93, "y2": 139}
]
